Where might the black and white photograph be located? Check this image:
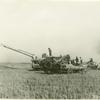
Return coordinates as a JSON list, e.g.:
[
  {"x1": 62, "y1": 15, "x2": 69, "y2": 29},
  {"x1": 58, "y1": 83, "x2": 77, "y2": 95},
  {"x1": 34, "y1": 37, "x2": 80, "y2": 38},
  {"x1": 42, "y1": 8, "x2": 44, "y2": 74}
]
[{"x1": 0, "y1": 0, "x2": 100, "y2": 99}]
